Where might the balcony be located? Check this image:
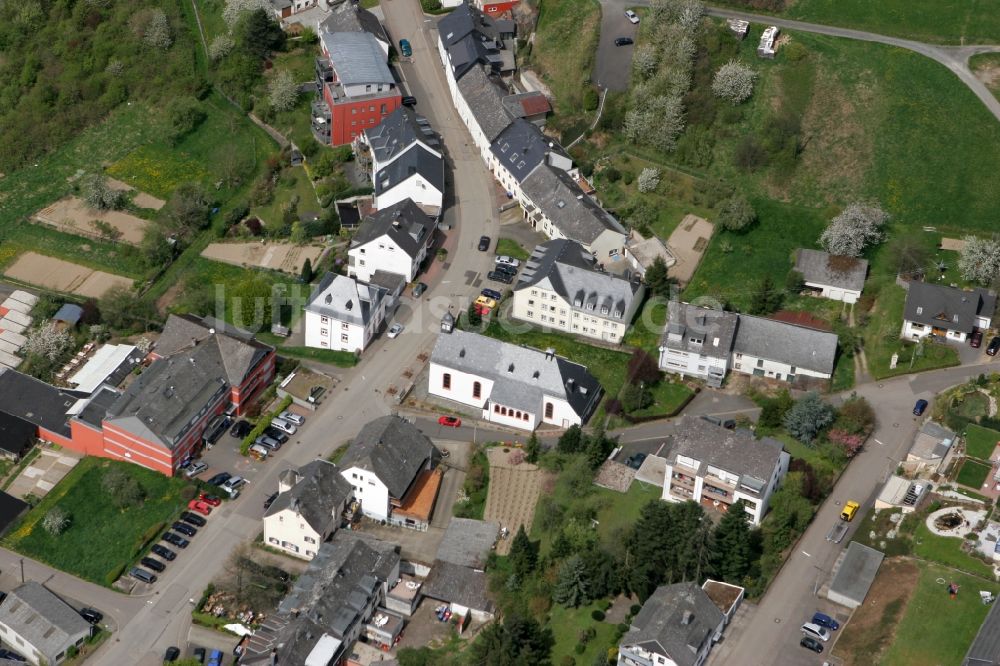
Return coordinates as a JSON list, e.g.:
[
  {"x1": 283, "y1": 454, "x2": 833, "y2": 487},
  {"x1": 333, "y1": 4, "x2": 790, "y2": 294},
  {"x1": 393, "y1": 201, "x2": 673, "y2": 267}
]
[
  {"x1": 618, "y1": 648, "x2": 654, "y2": 666},
  {"x1": 315, "y1": 57, "x2": 334, "y2": 84},
  {"x1": 702, "y1": 483, "x2": 733, "y2": 504},
  {"x1": 704, "y1": 472, "x2": 735, "y2": 491},
  {"x1": 669, "y1": 483, "x2": 694, "y2": 499},
  {"x1": 311, "y1": 100, "x2": 331, "y2": 143},
  {"x1": 671, "y1": 472, "x2": 695, "y2": 489}
]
